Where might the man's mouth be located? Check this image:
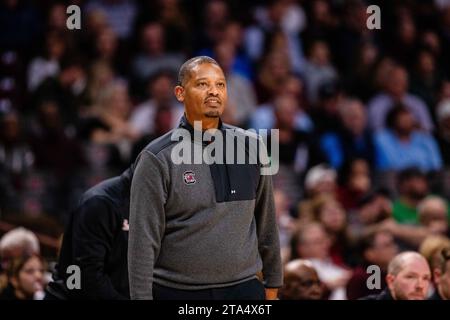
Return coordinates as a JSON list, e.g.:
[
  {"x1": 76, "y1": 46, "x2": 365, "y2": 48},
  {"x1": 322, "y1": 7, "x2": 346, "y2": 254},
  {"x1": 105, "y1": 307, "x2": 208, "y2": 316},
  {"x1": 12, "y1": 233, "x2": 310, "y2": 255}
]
[{"x1": 205, "y1": 98, "x2": 221, "y2": 105}]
